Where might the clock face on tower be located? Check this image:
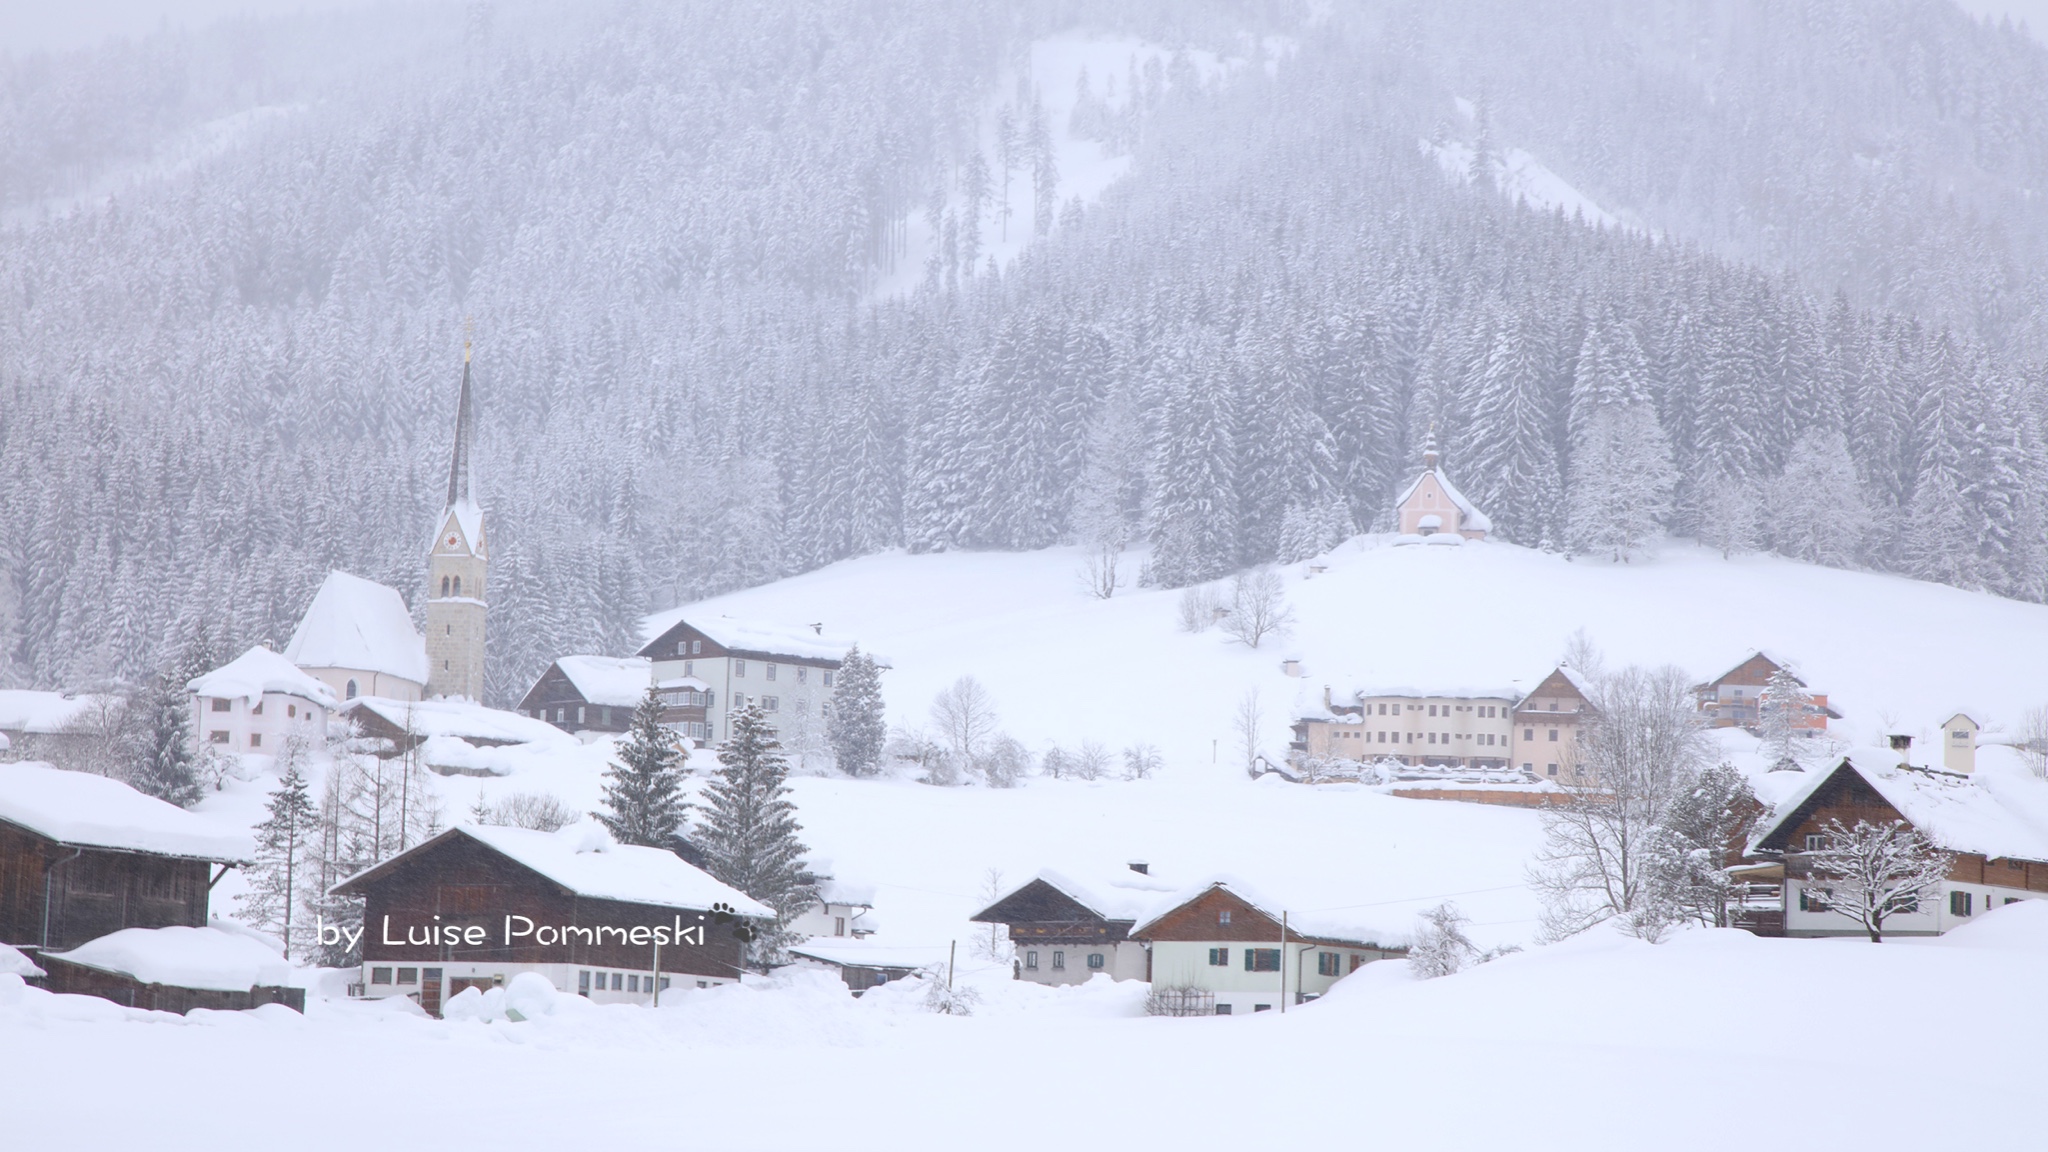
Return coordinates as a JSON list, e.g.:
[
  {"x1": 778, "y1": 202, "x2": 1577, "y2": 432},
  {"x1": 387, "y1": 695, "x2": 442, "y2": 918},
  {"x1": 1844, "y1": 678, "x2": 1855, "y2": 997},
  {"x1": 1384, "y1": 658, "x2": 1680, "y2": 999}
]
[{"x1": 447, "y1": 535, "x2": 458, "y2": 547}]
